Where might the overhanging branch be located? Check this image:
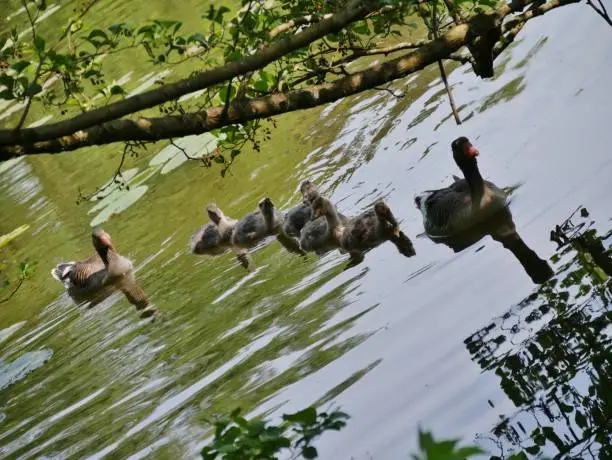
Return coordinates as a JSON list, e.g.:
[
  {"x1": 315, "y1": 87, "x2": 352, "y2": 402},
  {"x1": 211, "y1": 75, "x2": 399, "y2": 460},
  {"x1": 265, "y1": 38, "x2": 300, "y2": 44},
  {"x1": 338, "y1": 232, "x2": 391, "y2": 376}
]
[
  {"x1": 0, "y1": 0, "x2": 382, "y2": 147},
  {"x1": 0, "y1": 0, "x2": 581, "y2": 159},
  {"x1": 0, "y1": 23, "x2": 473, "y2": 157}
]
